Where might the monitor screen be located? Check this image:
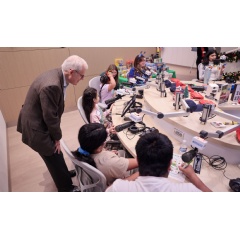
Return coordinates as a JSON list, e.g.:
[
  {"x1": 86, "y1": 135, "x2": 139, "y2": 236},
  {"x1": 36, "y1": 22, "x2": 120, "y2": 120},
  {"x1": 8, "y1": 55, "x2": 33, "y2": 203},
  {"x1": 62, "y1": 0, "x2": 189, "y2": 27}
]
[{"x1": 121, "y1": 95, "x2": 137, "y2": 117}]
